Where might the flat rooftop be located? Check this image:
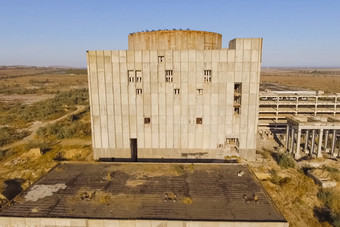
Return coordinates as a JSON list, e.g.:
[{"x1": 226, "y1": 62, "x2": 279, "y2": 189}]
[{"x1": 0, "y1": 162, "x2": 286, "y2": 222}]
